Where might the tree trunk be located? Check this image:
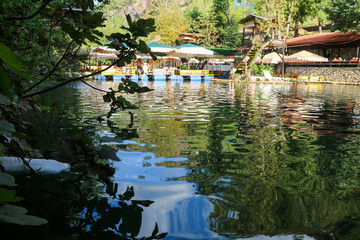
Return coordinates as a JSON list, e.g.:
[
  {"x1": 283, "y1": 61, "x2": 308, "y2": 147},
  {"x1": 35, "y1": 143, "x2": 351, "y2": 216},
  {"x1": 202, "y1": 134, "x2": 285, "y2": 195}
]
[
  {"x1": 318, "y1": 21, "x2": 322, "y2": 33},
  {"x1": 227, "y1": 8, "x2": 232, "y2": 26},
  {"x1": 294, "y1": 20, "x2": 299, "y2": 37}
]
